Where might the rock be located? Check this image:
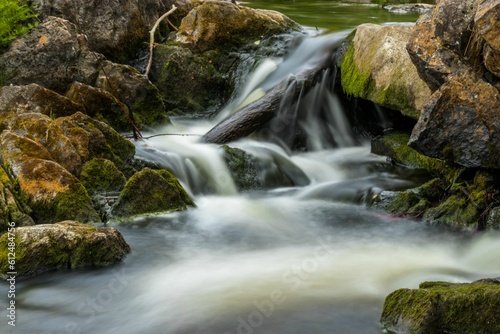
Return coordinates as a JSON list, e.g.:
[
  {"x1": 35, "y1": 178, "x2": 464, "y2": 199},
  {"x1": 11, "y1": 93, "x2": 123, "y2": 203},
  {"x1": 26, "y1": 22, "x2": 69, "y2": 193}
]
[
  {"x1": 222, "y1": 145, "x2": 261, "y2": 191},
  {"x1": 149, "y1": 45, "x2": 227, "y2": 114},
  {"x1": 474, "y1": 0, "x2": 500, "y2": 78},
  {"x1": 30, "y1": 0, "x2": 173, "y2": 61},
  {"x1": 382, "y1": 4, "x2": 434, "y2": 14},
  {"x1": 112, "y1": 167, "x2": 194, "y2": 218},
  {"x1": 409, "y1": 71, "x2": 500, "y2": 168},
  {"x1": 371, "y1": 131, "x2": 447, "y2": 172},
  {"x1": 340, "y1": 24, "x2": 431, "y2": 119},
  {"x1": 0, "y1": 84, "x2": 84, "y2": 117},
  {"x1": 407, "y1": 0, "x2": 478, "y2": 92},
  {"x1": 0, "y1": 166, "x2": 34, "y2": 234},
  {"x1": 95, "y1": 61, "x2": 169, "y2": 127},
  {"x1": 176, "y1": 1, "x2": 301, "y2": 52},
  {"x1": 65, "y1": 82, "x2": 132, "y2": 132},
  {"x1": 79, "y1": 158, "x2": 126, "y2": 196},
  {"x1": 381, "y1": 279, "x2": 500, "y2": 334},
  {"x1": 0, "y1": 221, "x2": 130, "y2": 279},
  {"x1": 486, "y1": 206, "x2": 500, "y2": 230},
  {"x1": 0, "y1": 16, "x2": 102, "y2": 93}
]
